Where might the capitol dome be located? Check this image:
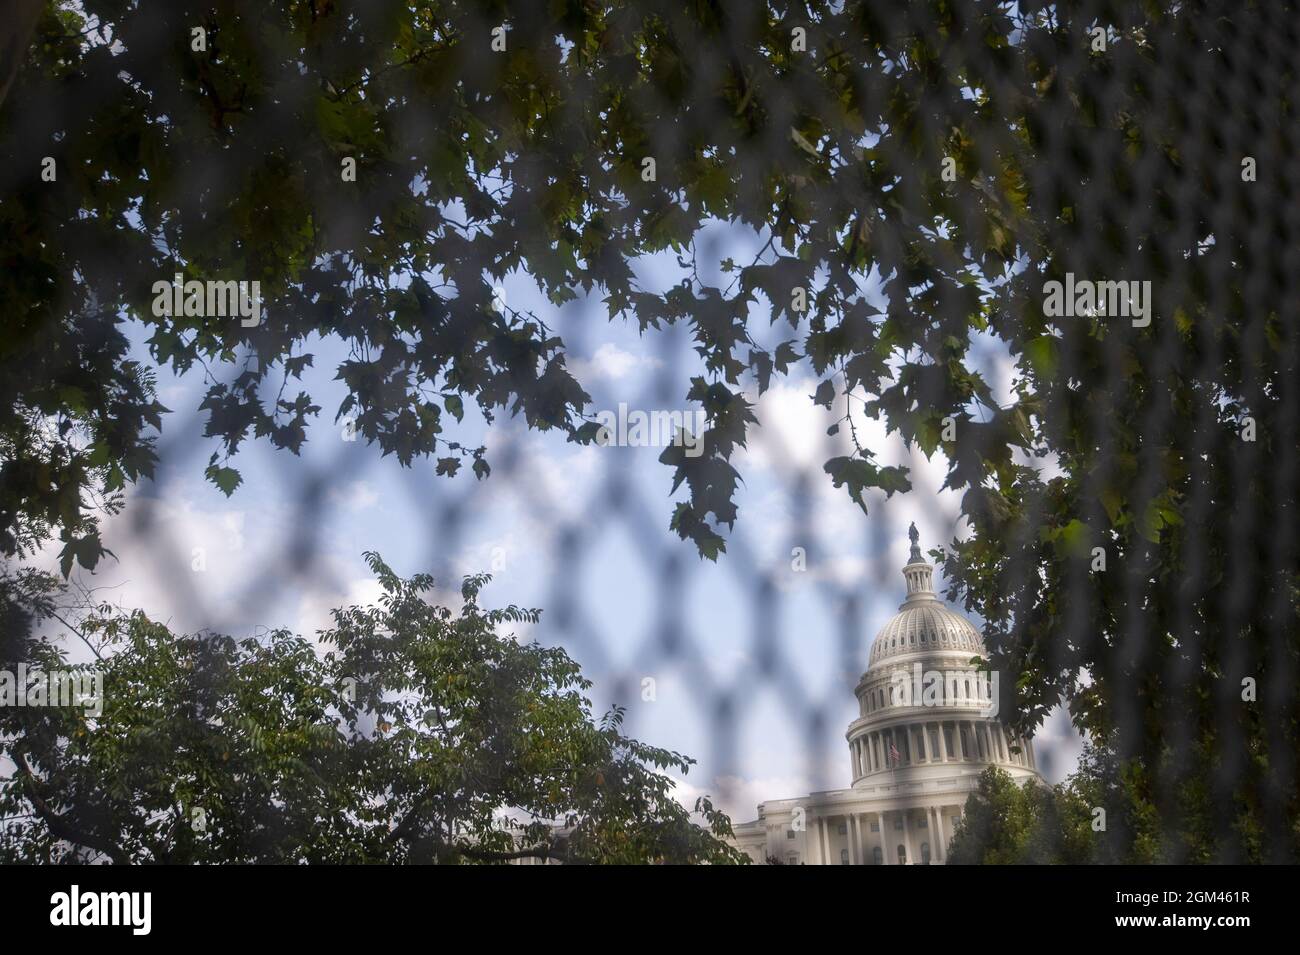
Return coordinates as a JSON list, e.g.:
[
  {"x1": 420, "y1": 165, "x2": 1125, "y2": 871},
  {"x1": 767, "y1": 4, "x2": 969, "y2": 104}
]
[
  {"x1": 727, "y1": 522, "x2": 1044, "y2": 865},
  {"x1": 868, "y1": 523, "x2": 984, "y2": 666},
  {"x1": 868, "y1": 601, "x2": 984, "y2": 665}
]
